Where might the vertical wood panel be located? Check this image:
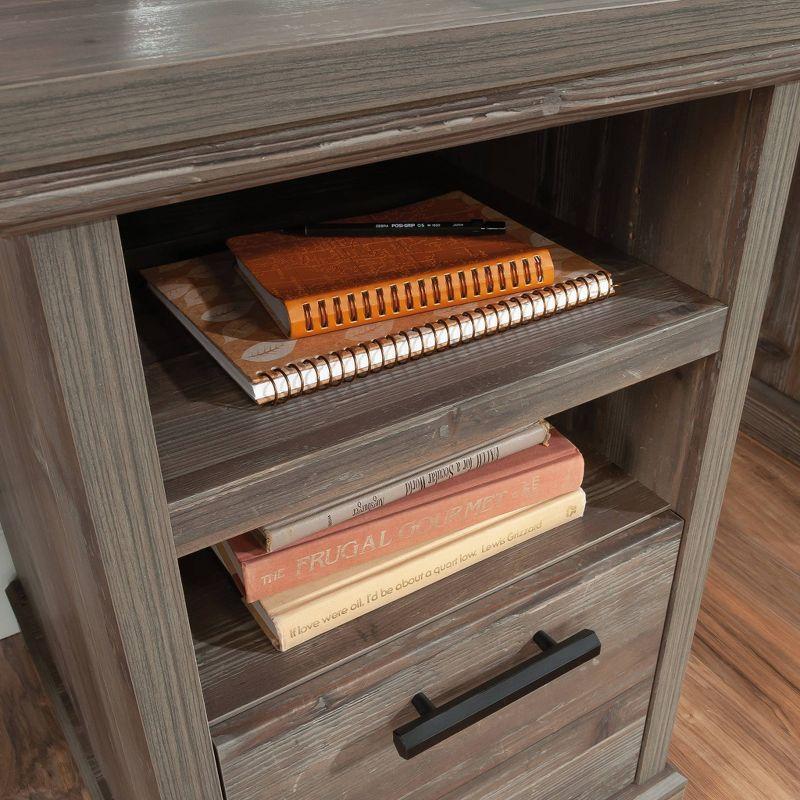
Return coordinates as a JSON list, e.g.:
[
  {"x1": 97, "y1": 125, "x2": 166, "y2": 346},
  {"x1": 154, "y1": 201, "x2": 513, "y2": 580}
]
[
  {"x1": 636, "y1": 80, "x2": 800, "y2": 780},
  {"x1": 537, "y1": 90, "x2": 775, "y2": 524},
  {"x1": 443, "y1": 90, "x2": 770, "y2": 510},
  {"x1": 0, "y1": 221, "x2": 222, "y2": 800}
]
